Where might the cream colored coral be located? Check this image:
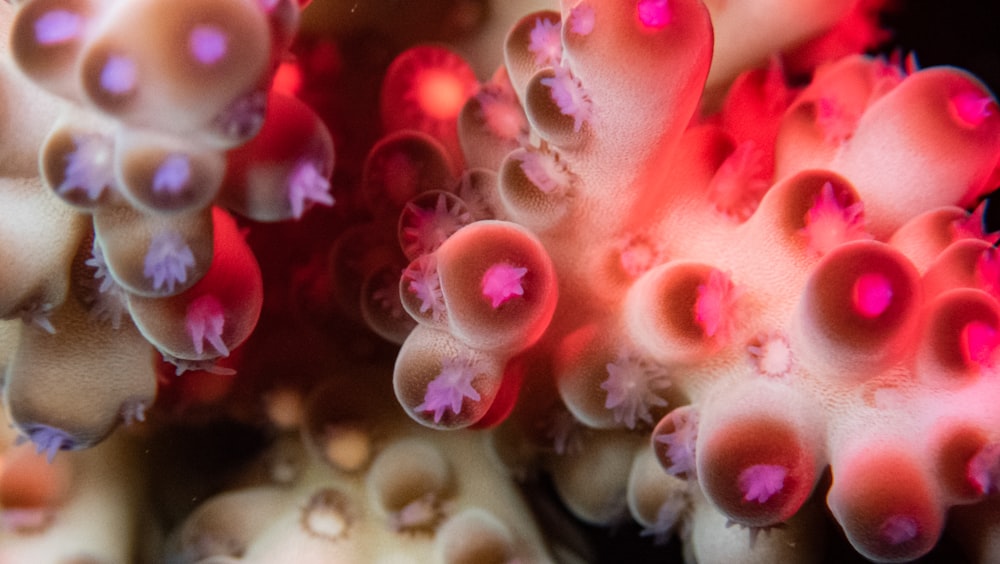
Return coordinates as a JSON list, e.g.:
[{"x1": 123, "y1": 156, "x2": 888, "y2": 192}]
[{"x1": 170, "y1": 376, "x2": 555, "y2": 564}]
